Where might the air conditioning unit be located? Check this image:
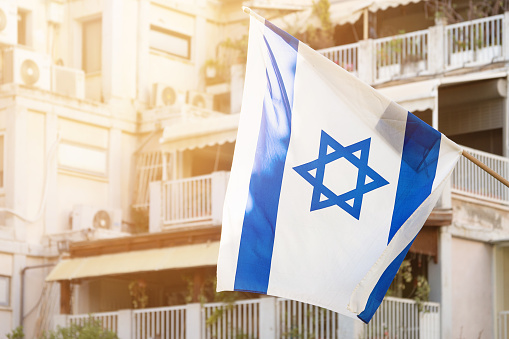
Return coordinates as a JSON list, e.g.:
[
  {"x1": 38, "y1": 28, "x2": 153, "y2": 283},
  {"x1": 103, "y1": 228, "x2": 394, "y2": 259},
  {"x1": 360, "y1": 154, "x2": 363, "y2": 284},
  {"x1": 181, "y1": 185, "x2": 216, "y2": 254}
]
[
  {"x1": 187, "y1": 90, "x2": 214, "y2": 110},
  {"x1": 3, "y1": 47, "x2": 51, "y2": 90},
  {"x1": 151, "y1": 83, "x2": 186, "y2": 108},
  {"x1": 71, "y1": 205, "x2": 122, "y2": 233},
  {"x1": 0, "y1": 0, "x2": 17, "y2": 46},
  {"x1": 52, "y1": 65, "x2": 85, "y2": 99}
]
